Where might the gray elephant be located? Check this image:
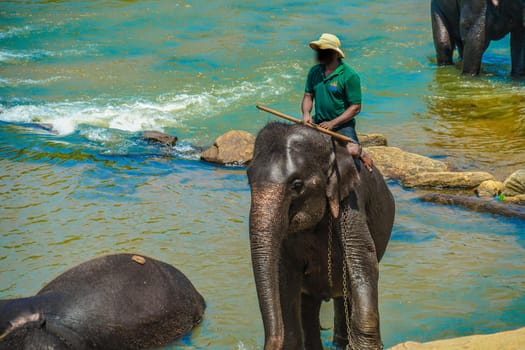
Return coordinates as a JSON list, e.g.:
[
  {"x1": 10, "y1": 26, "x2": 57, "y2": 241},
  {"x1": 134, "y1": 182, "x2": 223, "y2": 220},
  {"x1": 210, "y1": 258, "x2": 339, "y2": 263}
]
[
  {"x1": 0, "y1": 254, "x2": 205, "y2": 350},
  {"x1": 247, "y1": 123, "x2": 395, "y2": 350},
  {"x1": 431, "y1": 0, "x2": 525, "y2": 76}
]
